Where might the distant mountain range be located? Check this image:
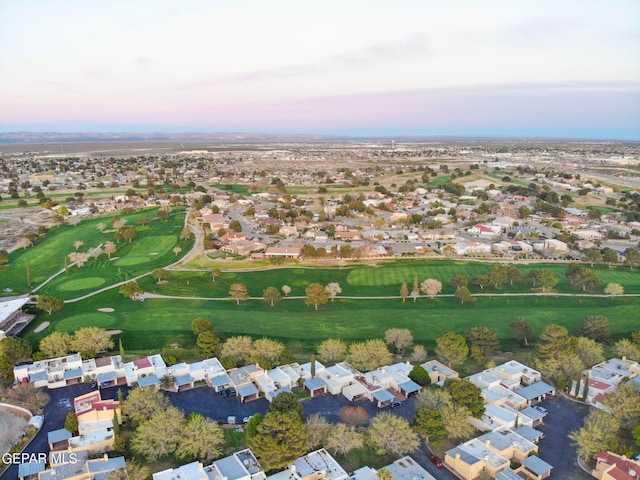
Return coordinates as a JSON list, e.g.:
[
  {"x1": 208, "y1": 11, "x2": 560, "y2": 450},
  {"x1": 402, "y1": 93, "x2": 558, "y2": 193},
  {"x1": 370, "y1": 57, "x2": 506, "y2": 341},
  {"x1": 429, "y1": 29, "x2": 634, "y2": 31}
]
[{"x1": 0, "y1": 131, "x2": 350, "y2": 143}]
